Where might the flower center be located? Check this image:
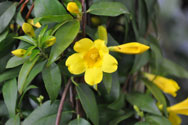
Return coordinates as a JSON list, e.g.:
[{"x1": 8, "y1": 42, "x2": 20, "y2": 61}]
[{"x1": 84, "y1": 48, "x2": 101, "y2": 68}]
